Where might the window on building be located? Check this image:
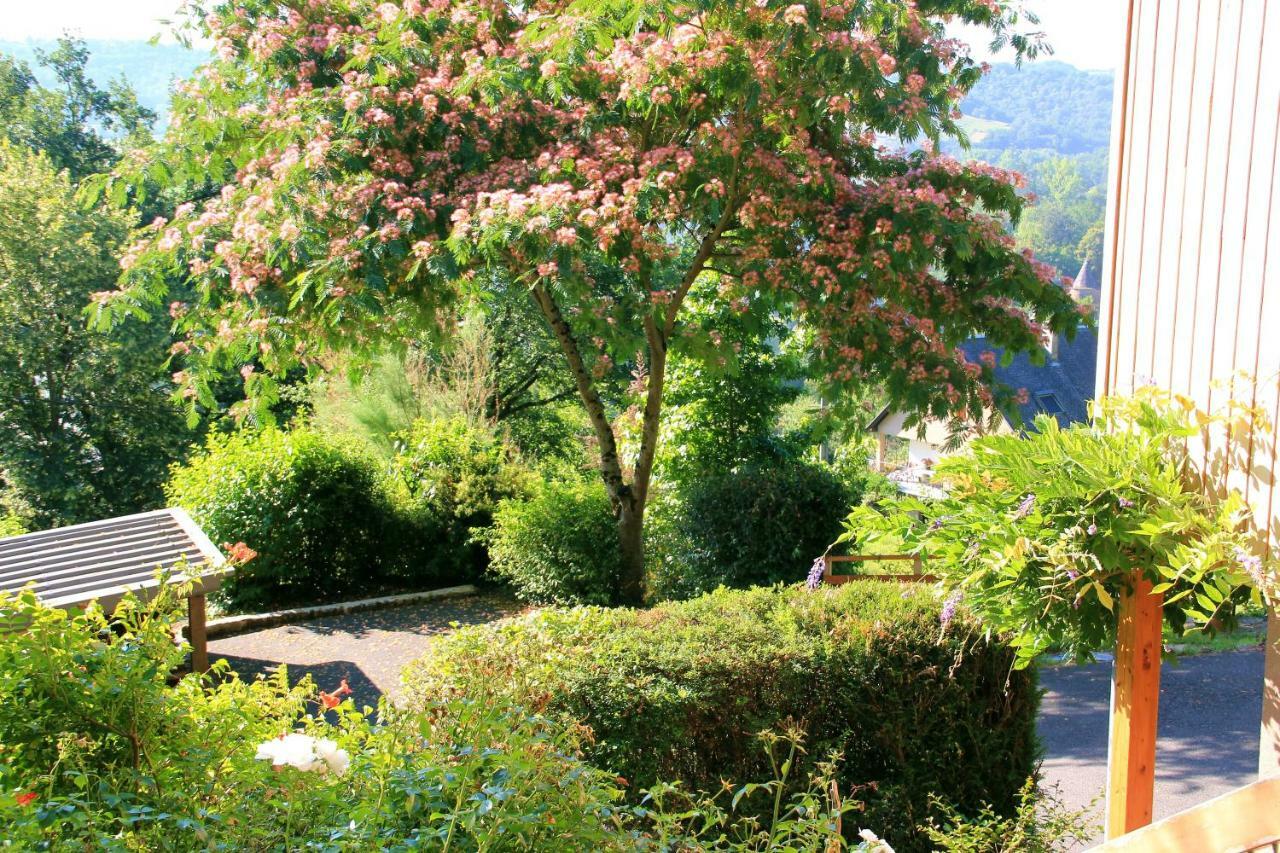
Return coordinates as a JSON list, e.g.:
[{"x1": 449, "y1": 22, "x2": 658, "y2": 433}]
[{"x1": 1035, "y1": 392, "x2": 1064, "y2": 416}]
